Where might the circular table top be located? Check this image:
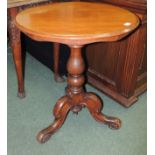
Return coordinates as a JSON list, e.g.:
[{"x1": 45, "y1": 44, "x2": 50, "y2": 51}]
[{"x1": 16, "y1": 2, "x2": 139, "y2": 45}]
